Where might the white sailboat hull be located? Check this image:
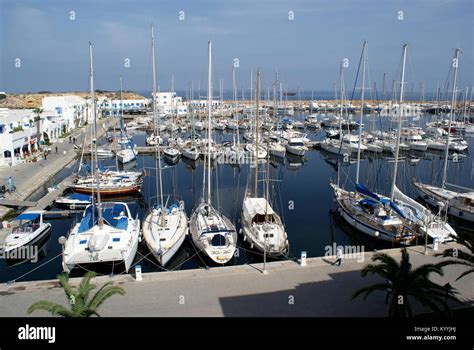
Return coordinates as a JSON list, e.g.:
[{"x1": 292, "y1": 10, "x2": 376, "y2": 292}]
[
  {"x1": 414, "y1": 183, "x2": 474, "y2": 223},
  {"x1": 117, "y1": 149, "x2": 136, "y2": 164},
  {"x1": 189, "y1": 203, "x2": 237, "y2": 264},
  {"x1": 142, "y1": 207, "x2": 188, "y2": 266}
]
